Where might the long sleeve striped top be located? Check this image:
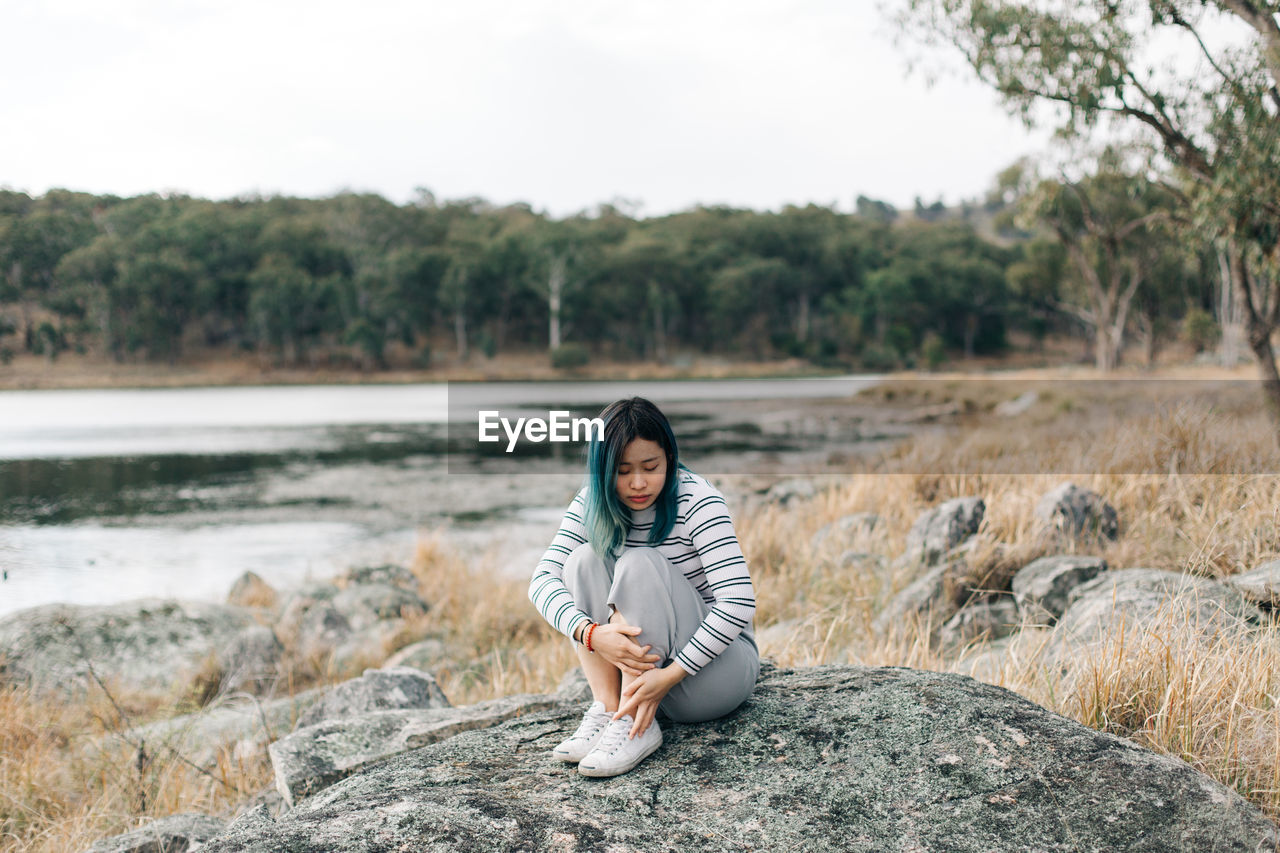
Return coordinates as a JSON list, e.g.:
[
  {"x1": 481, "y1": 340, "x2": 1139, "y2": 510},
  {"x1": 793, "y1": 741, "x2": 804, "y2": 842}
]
[{"x1": 528, "y1": 469, "x2": 756, "y2": 676}]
